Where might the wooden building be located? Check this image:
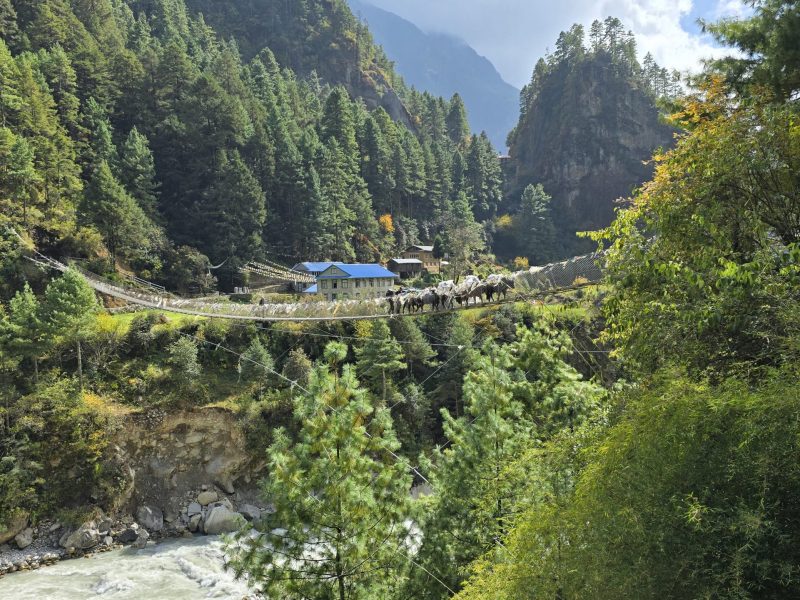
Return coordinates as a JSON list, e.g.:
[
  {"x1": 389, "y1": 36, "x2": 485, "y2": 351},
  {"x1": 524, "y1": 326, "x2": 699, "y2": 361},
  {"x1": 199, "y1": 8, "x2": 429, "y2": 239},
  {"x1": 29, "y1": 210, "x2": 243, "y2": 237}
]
[
  {"x1": 387, "y1": 258, "x2": 423, "y2": 279},
  {"x1": 401, "y1": 245, "x2": 440, "y2": 274}
]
